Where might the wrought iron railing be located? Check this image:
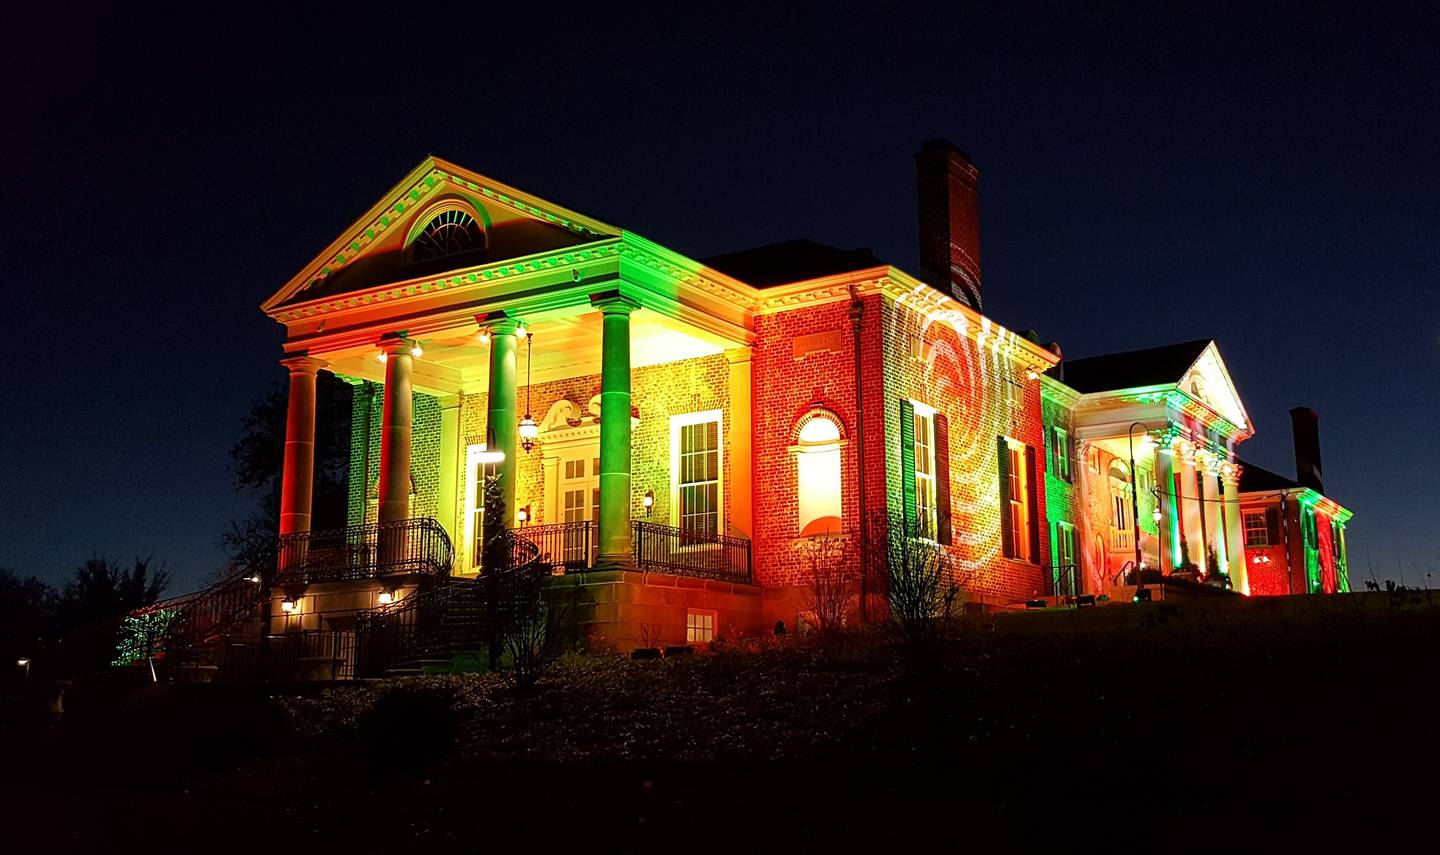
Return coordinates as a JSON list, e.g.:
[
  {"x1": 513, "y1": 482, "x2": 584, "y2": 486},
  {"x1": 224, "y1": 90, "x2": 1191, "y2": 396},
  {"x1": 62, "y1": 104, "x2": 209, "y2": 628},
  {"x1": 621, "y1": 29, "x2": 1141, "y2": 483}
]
[
  {"x1": 631, "y1": 520, "x2": 752, "y2": 585},
  {"x1": 516, "y1": 520, "x2": 595, "y2": 570},
  {"x1": 216, "y1": 630, "x2": 356, "y2": 682},
  {"x1": 274, "y1": 517, "x2": 454, "y2": 585},
  {"x1": 129, "y1": 566, "x2": 265, "y2": 661},
  {"x1": 1042, "y1": 563, "x2": 1081, "y2": 598},
  {"x1": 353, "y1": 530, "x2": 544, "y2": 677}
]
